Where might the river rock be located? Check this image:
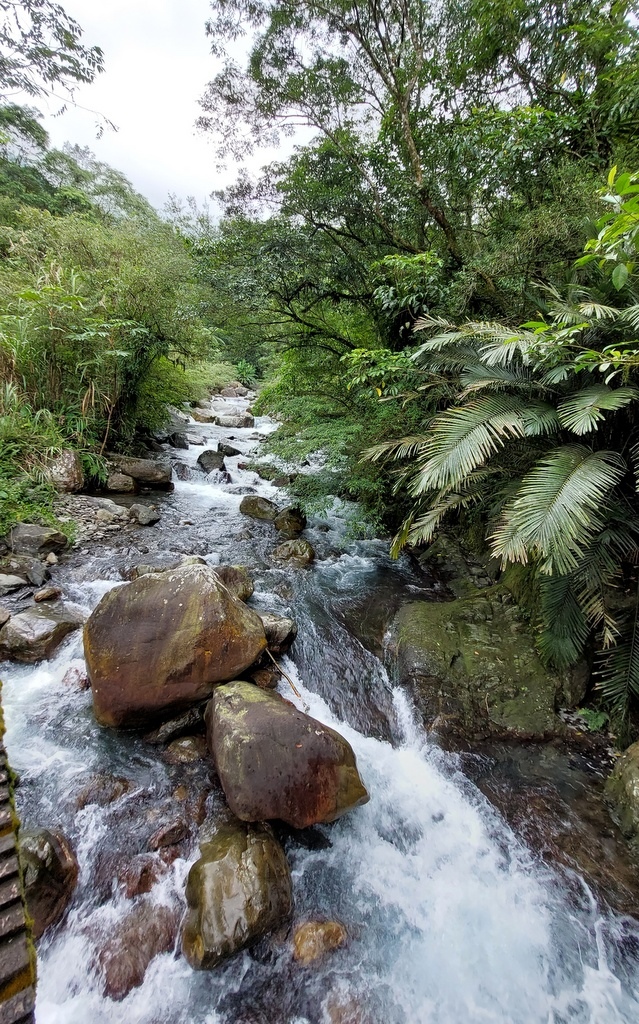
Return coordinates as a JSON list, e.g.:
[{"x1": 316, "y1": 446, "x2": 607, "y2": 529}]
[
  {"x1": 0, "y1": 604, "x2": 84, "y2": 662},
  {"x1": 206, "y1": 681, "x2": 369, "y2": 828},
  {"x1": 239, "y1": 495, "x2": 279, "y2": 521},
  {"x1": 76, "y1": 774, "x2": 132, "y2": 809},
  {"x1": 129, "y1": 503, "x2": 161, "y2": 526},
  {"x1": 217, "y1": 412, "x2": 254, "y2": 429},
  {"x1": 250, "y1": 666, "x2": 280, "y2": 689},
  {"x1": 192, "y1": 409, "x2": 218, "y2": 423},
  {"x1": 62, "y1": 662, "x2": 90, "y2": 690},
  {"x1": 293, "y1": 920, "x2": 348, "y2": 964},
  {"x1": 34, "y1": 586, "x2": 62, "y2": 602},
  {"x1": 181, "y1": 822, "x2": 293, "y2": 970},
  {"x1": 97, "y1": 900, "x2": 181, "y2": 1000},
  {"x1": 273, "y1": 539, "x2": 315, "y2": 567},
  {"x1": 605, "y1": 742, "x2": 639, "y2": 854},
  {"x1": 0, "y1": 554, "x2": 48, "y2": 586},
  {"x1": 108, "y1": 455, "x2": 172, "y2": 488},
  {"x1": 0, "y1": 607, "x2": 10, "y2": 628},
  {"x1": 167, "y1": 432, "x2": 189, "y2": 449},
  {"x1": 21, "y1": 828, "x2": 79, "y2": 939},
  {"x1": 273, "y1": 507, "x2": 307, "y2": 539},
  {"x1": 215, "y1": 565, "x2": 254, "y2": 602},
  {"x1": 84, "y1": 564, "x2": 267, "y2": 727},
  {"x1": 389, "y1": 587, "x2": 583, "y2": 741},
  {"x1": 46, "y1": 450, "x2": 85, "y2": 492},
  {"x1": 163, "y1": 735, "x2": 208, "y2": 764},
  {"x1": 258, "y1": 612, "x2": 297, "y2": 656},
  {"x1": 0, "y1": 573, "x2": 27, "y2": 596},
  {"x1": 218, "y1": 442, "x2": 241, "y2": 457},
  {"x1": 197, "y1": 450, "x2": 225, "y2": 473},
  {"x1": 106, "y1": 471, "x2": 137, "y2": 493},
  {"x1": 167, "y1": 404, "x2": 190, "y2": 424},
  {"x1": 3, "y1": 523, "x2": 68, "y2": 557},
  {"x1": 148, "y1": 819, "x2": 188, "y2": 850},
  {"x1": 143, "y1": 705, "x2": 206, "y2": 745}
]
